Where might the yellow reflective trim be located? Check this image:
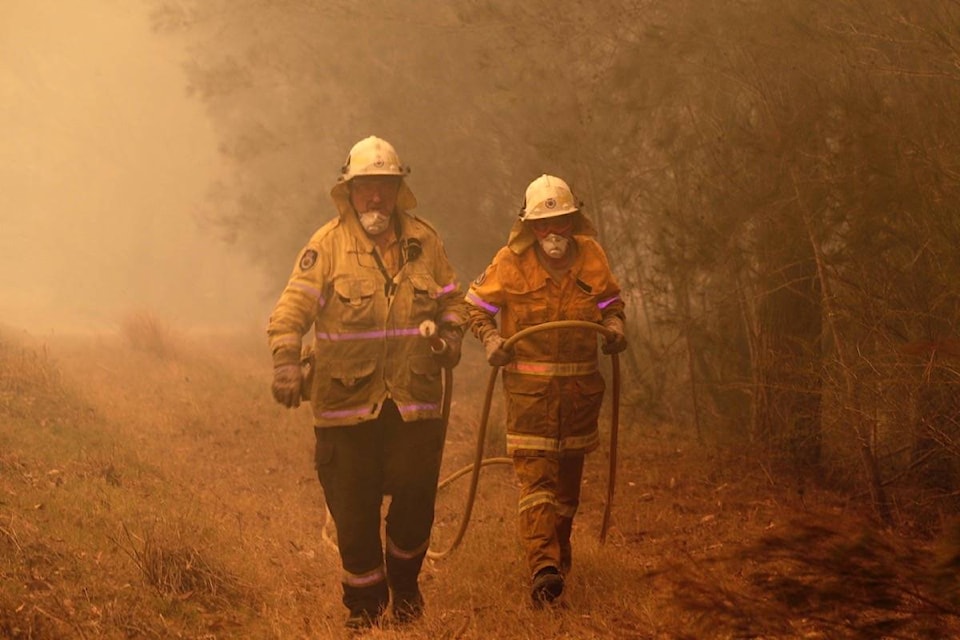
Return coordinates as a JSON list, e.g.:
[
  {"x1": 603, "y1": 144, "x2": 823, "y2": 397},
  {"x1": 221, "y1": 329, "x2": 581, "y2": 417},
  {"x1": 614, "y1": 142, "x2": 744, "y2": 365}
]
[
  {"x1": 506, "y1": 431, "x2": 600, "y2": 454},
  {"x1": 519, "y1": 491, "x2": 555, "y2": 513},
  {"x1": 507, "y1": 434, "x2": 558, "y2": 452},
  {"x1": 564, "y1": 432, "x2": 600, "y2": 451},
  {"x1": 504, "y1": 360, "x2": 598, "y2": 377}
]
